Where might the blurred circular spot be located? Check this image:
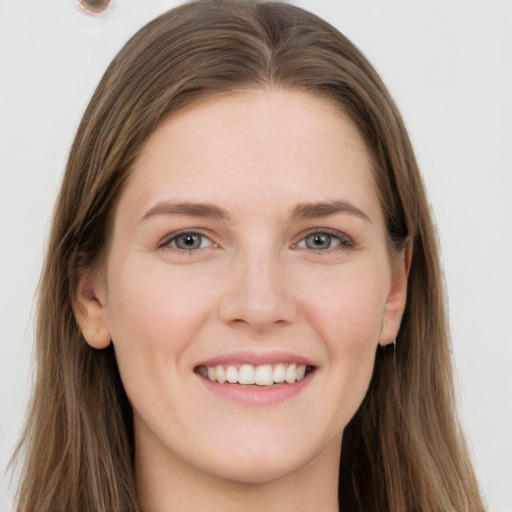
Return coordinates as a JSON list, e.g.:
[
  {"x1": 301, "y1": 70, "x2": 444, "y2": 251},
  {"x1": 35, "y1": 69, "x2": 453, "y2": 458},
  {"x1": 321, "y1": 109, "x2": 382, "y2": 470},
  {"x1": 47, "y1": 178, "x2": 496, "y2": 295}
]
[{"x1": 78, "y1": 0, "x2": 111, "y2": 15}]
